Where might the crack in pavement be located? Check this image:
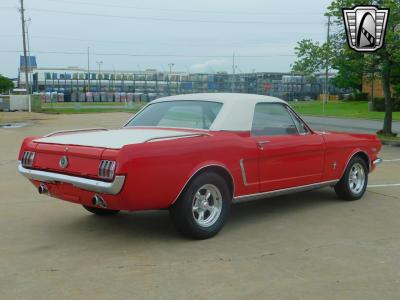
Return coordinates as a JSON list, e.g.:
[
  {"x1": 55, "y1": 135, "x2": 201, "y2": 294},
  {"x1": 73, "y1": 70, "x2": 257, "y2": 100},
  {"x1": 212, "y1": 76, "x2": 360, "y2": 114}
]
[
  {"x1": 367, "y1": 190, "x2": 400, "y2": 200},
  {"x1": 0, "y1": 160, "x2": 17, "y2": 166}
]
